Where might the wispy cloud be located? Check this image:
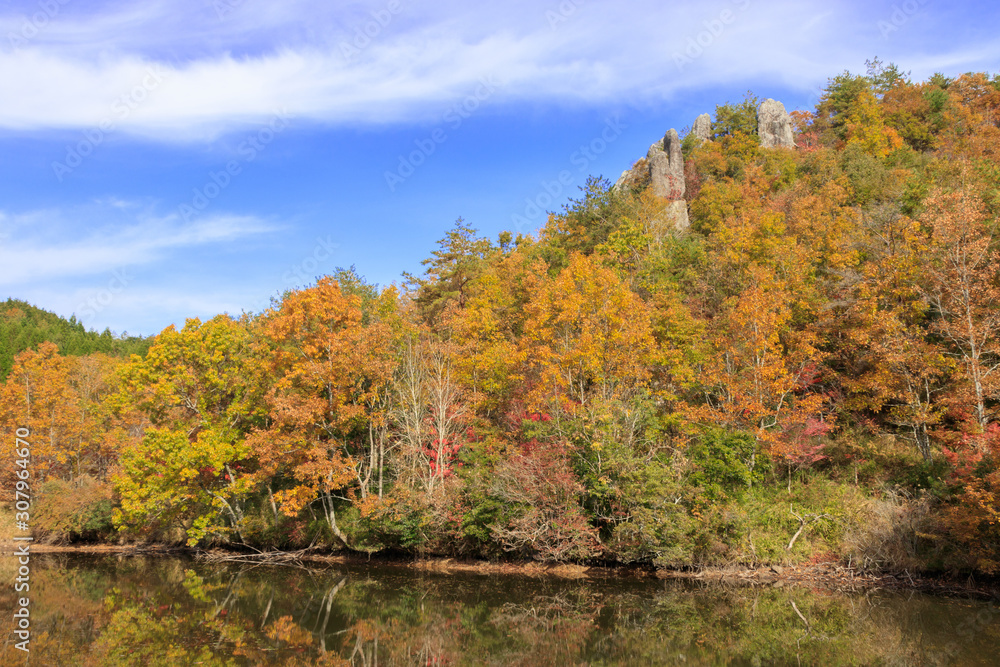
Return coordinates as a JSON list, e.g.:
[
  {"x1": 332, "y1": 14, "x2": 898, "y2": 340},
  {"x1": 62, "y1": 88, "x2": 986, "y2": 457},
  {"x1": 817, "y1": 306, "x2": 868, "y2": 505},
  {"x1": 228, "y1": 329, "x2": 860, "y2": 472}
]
[
  {"x1": 0, "y1": 203, "x2": 276, "y2": 286},
  {"x1": 1, "y1": 0, "x2": 996, "y2": 140}
]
